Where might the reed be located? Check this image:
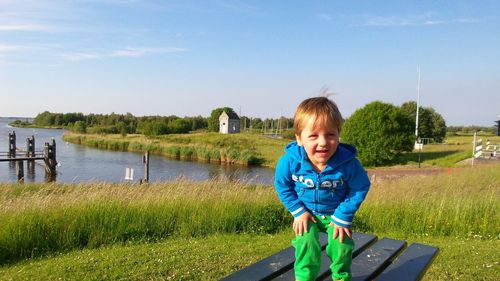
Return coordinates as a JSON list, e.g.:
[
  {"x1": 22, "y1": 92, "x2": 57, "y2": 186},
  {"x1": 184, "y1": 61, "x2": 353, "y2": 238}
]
[
  {"x1": 63, "y1": 133, "x2": 265, "y2": 165},
  {"x1": 356, "y1": 164, "x2": 500, "y2": 238},
  {"x1": 0, "y1": 181, "x2": 289, "y2": 264},
  {"x1": 0, "y1": 164, "x2": 498, "y2": 266}
]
